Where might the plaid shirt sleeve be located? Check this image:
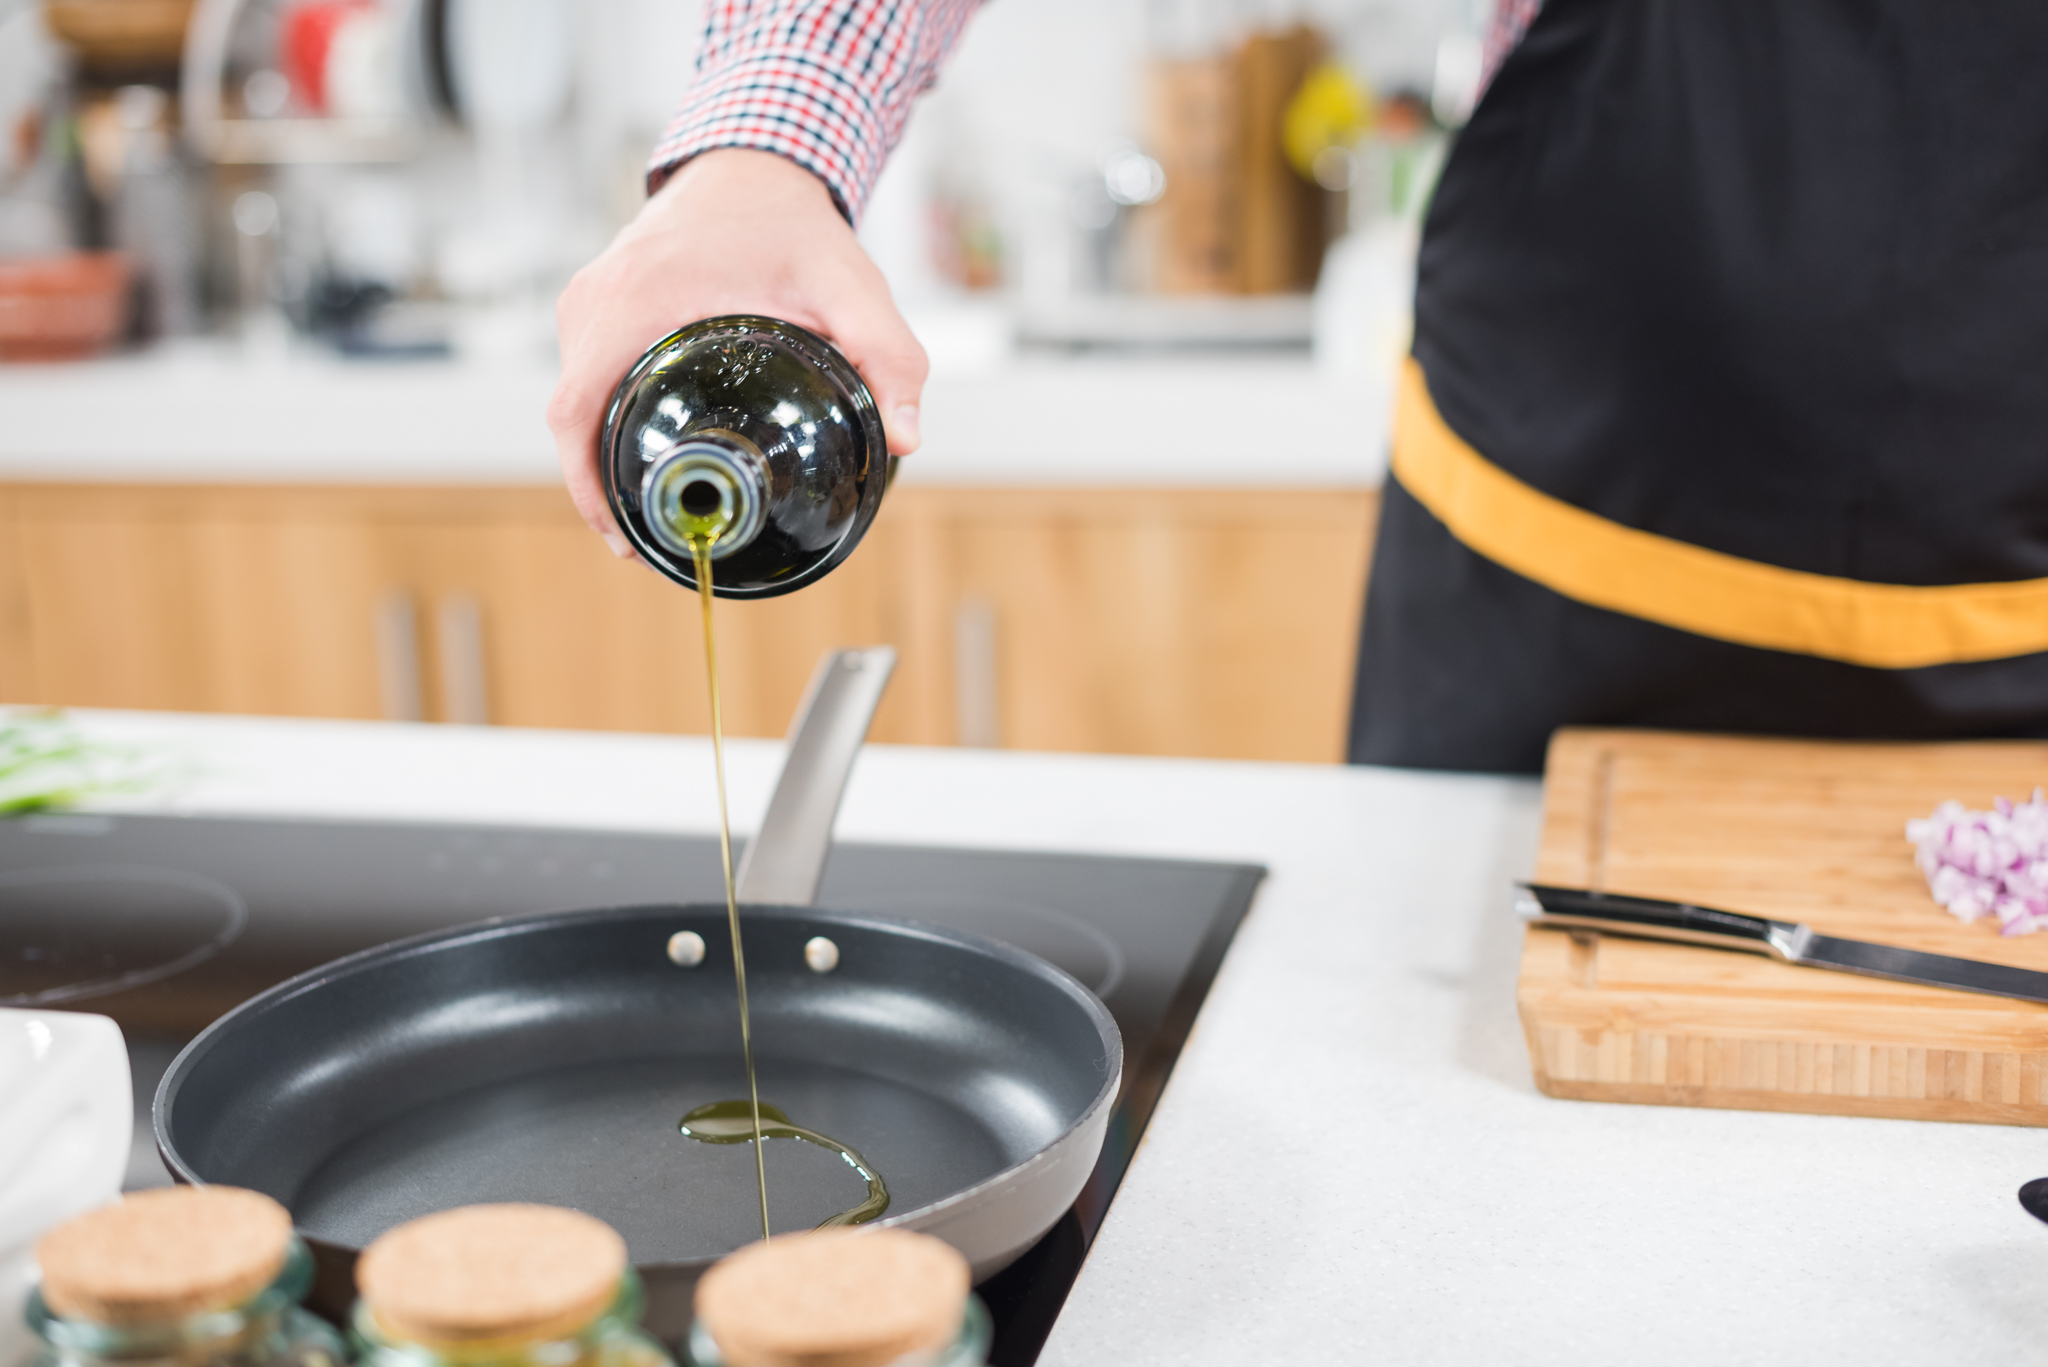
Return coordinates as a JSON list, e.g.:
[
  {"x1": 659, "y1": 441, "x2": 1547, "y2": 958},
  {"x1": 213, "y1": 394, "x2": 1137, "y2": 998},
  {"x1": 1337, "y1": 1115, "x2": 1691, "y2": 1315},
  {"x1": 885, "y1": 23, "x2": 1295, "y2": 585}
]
[{"x1": 647, "y1": 0, "x2": 983, "y2": 224}]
